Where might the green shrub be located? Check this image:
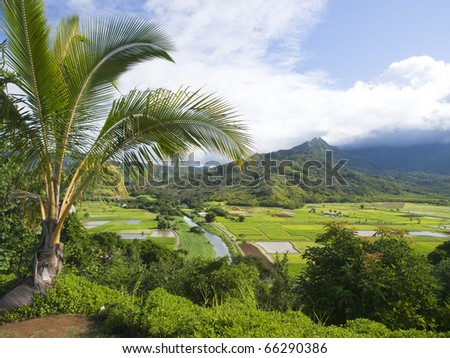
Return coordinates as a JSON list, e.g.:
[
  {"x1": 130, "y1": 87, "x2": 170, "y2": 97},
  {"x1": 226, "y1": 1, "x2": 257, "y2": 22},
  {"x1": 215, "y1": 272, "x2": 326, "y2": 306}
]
[
  {"x1": 208, "y1": 206, "x2": 229, "y2": 217},
  {"x1": 345, "y1": 319, "x2": 392, "y2": 337},
  {"x1": 262, "y1": 254, "x2": 296, "y2": 312},
  {"x1": 141, "y1": 288, "x2": 206, "y2": 337},
  {"x1": 0, "y1": 273, "x2": 18, "y2": 297},
  {"x1": 1, "y1": 273, "x2": 448, "y2": 337},
  {"x1": 43, "y1": 273, "x2": 131, "y2": 316},
  {"x1": 176, "y1": 258, "x2": 259, "y2": 307},
  {"x1": 205, "y1": 212, "x2": 216, "y2": 223},
  {"x1": 189, "y1": 226, "x2": 204, "y2": 234},
  {"x1": 428, "y1": 240, "x2": 450, "y2": 265},
  {"x1": 157, "y1": 218, "x2": 171, "y2": 230},
  {"x1": 0, "y1": 273, "x2": 140, "y2": 323},
  {"x1": 296, "y1": 222, "x2": 440, "y2": 330},
  {"x1": 100, "y1": 297, "x2": 143, "y2": 337},
  {"x1": 433, "y1": 259, "x2": 450, "y2": 304},
  {"x1": 436, "y1": 299, "x2": 450, "y2": 332}
]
